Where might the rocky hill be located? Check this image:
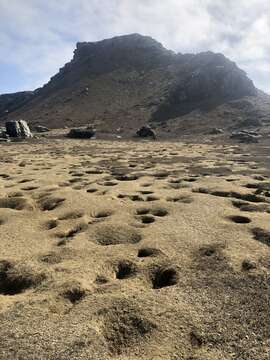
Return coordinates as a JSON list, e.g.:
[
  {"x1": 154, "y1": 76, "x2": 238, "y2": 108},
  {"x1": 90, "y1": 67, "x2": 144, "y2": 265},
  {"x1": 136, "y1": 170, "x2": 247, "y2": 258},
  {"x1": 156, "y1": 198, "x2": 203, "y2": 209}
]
[
  {"x1": 1, "y1": 34, "x2": 269, "y2": 136},
  {"x1": 0, "y1": 91, "x2": 34, "y2": 117}
]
